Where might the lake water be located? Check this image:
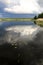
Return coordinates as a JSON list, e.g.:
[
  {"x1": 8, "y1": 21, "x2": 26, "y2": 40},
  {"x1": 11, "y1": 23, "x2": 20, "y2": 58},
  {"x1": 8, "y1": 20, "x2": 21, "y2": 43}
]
[
  {"x1": 0, "y1": 21, "x2": 43, "y2": 65},
  {"x1": 0, "y1": 21, "x2": 35, "y2": 27},
  {"x1": 0, "y1": 21, "x2": 40, "y2": 44}
]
